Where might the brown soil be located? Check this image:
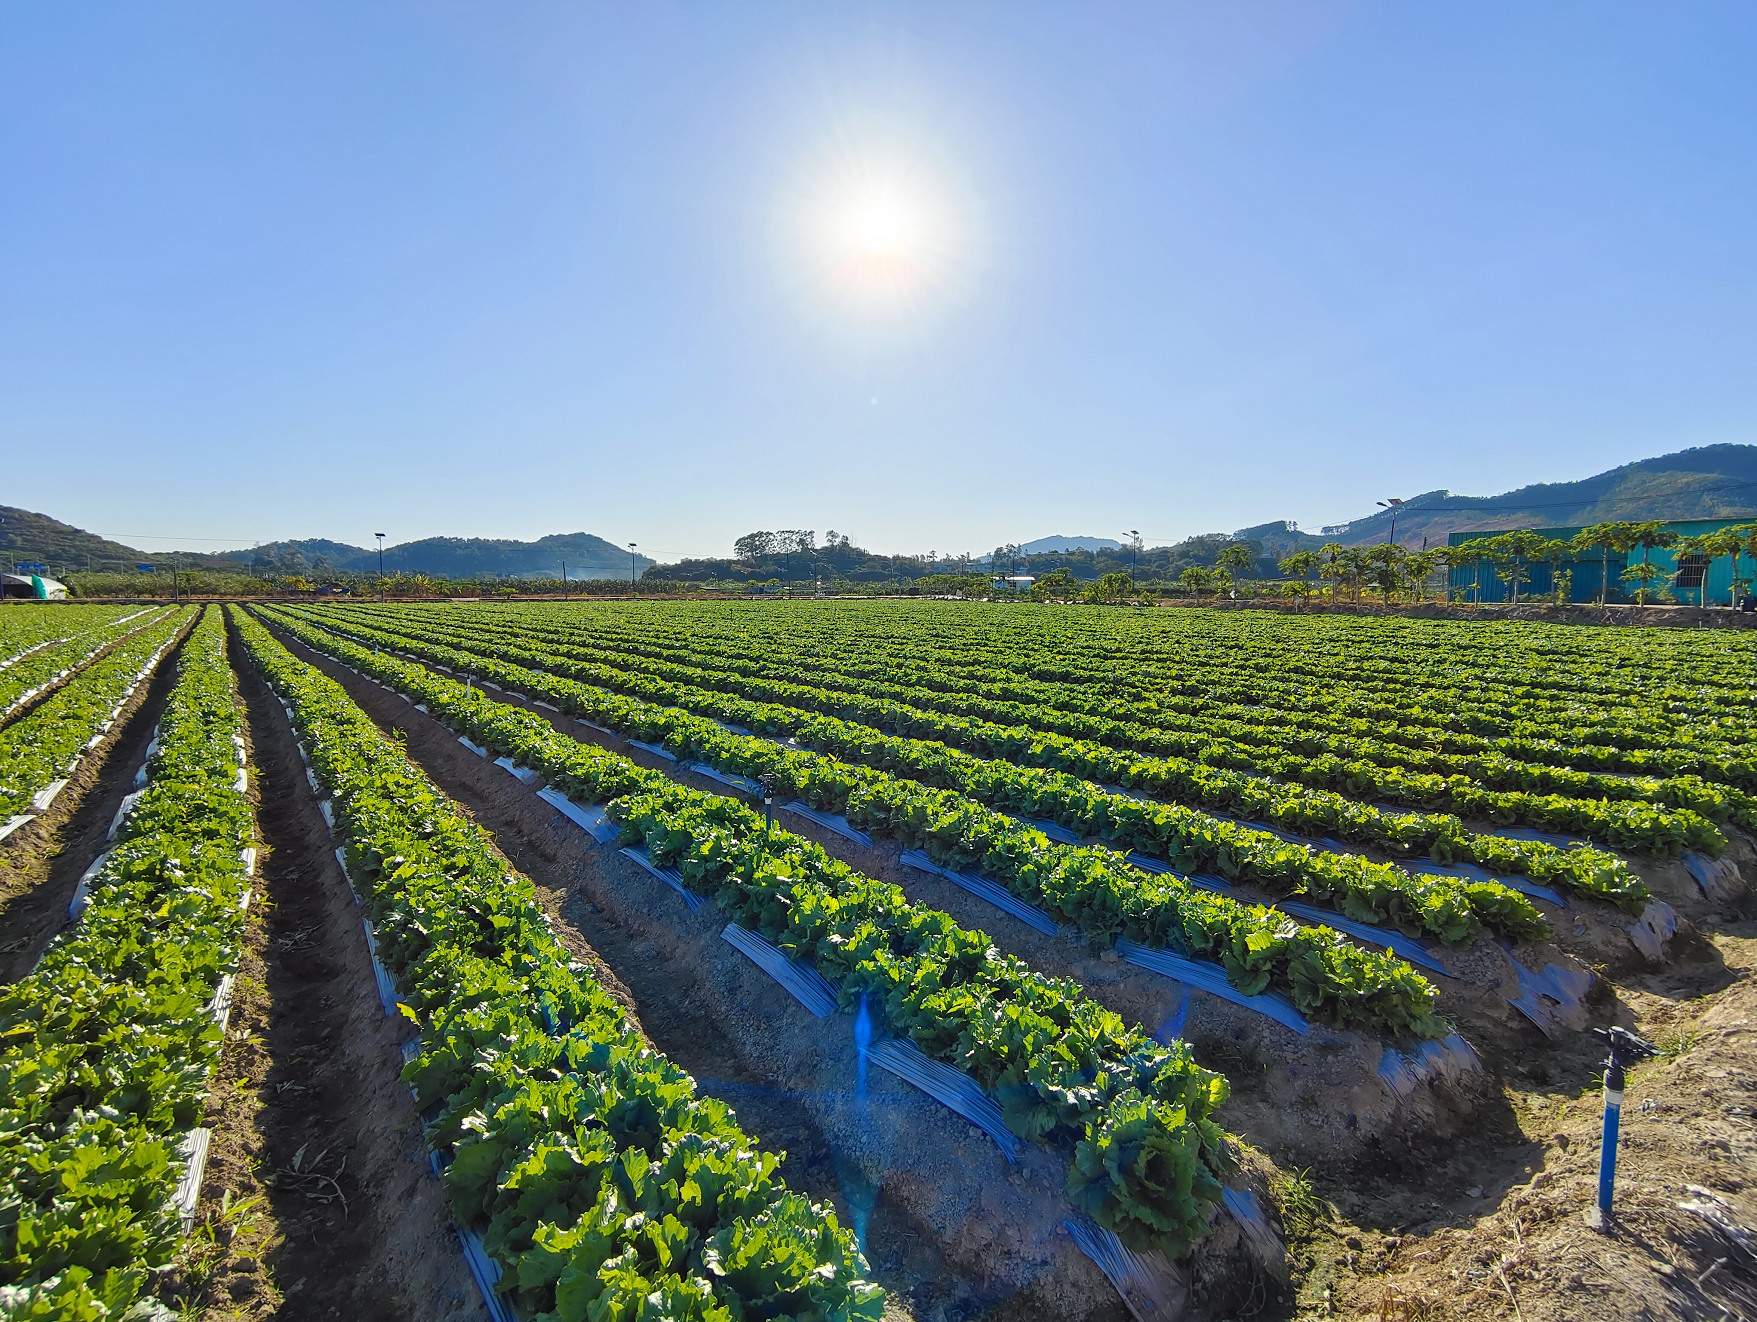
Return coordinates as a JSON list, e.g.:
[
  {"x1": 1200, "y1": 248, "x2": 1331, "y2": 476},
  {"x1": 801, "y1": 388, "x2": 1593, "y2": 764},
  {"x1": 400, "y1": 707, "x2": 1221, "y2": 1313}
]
[
  {"x1": 148, "y1": 624, "x2": 480, "y2": 1320},
  {"x1": 1299, "y1": 915, "x2": 1757, "y2": 1322},
  {"x1": 0, "y1": 612, "x2": 195, "y2": 983}
]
